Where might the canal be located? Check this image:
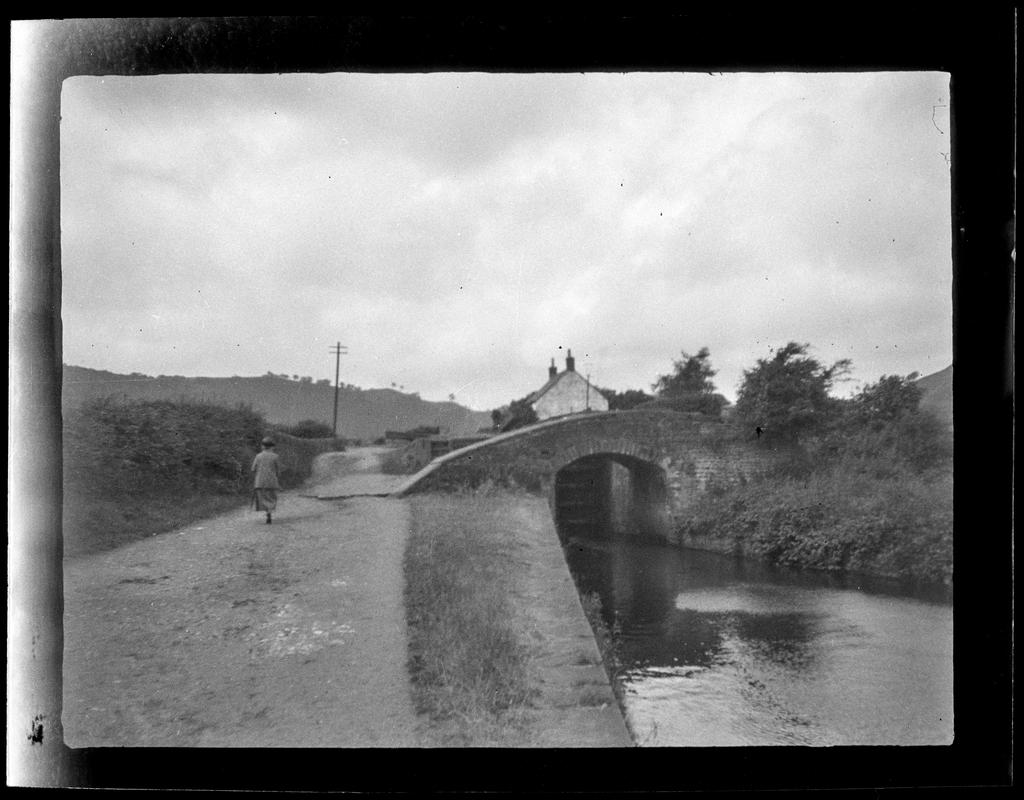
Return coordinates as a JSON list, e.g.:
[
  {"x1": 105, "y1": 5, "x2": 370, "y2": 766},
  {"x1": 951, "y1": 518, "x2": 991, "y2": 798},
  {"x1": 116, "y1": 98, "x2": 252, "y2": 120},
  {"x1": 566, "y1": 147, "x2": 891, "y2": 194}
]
[{"x1": 560, "y1": 534, "x2": 953, "y2": 747}]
